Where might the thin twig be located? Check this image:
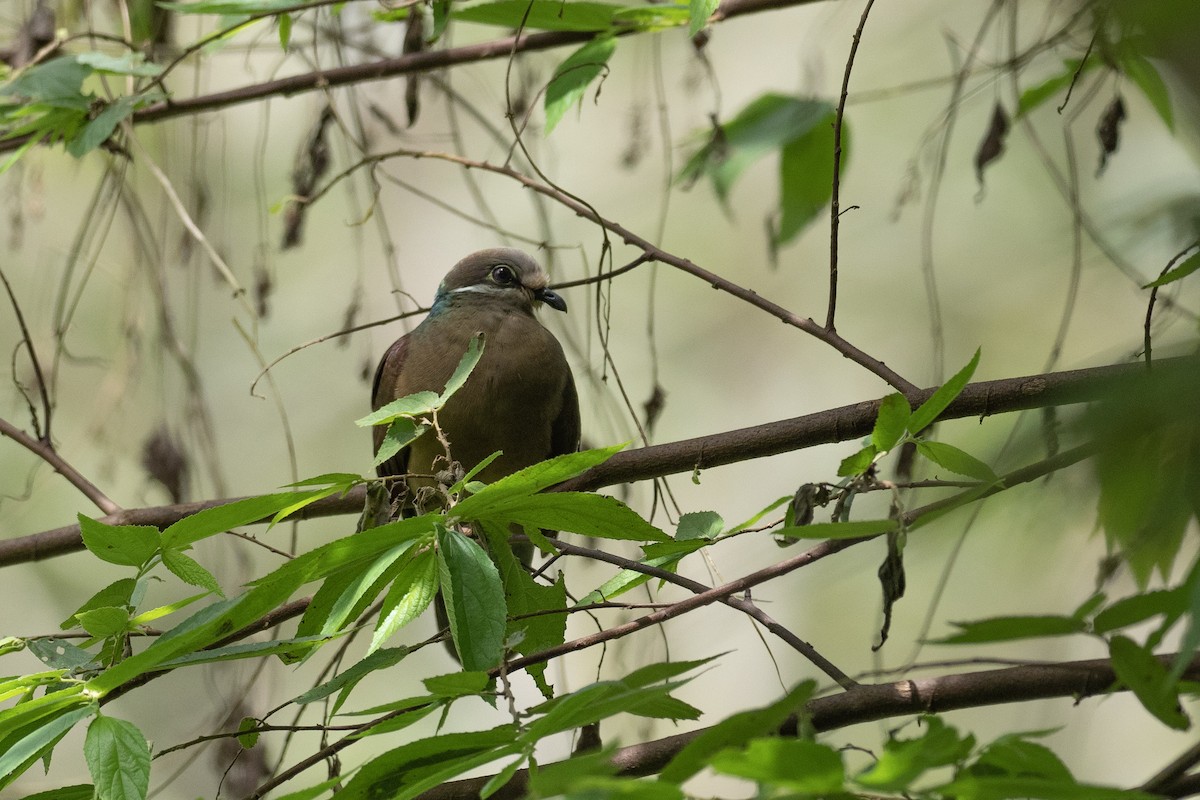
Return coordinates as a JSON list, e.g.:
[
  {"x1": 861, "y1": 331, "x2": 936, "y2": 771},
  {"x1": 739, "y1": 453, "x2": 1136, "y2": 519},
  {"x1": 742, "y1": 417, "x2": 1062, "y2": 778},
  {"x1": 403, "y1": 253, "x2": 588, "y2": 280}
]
[
  {"x1": 827, "y1": 0, "x2": 876, "y2": 331},
  {"x1": 0, "y1": 416, "x2": 120, "y2": 514}
]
